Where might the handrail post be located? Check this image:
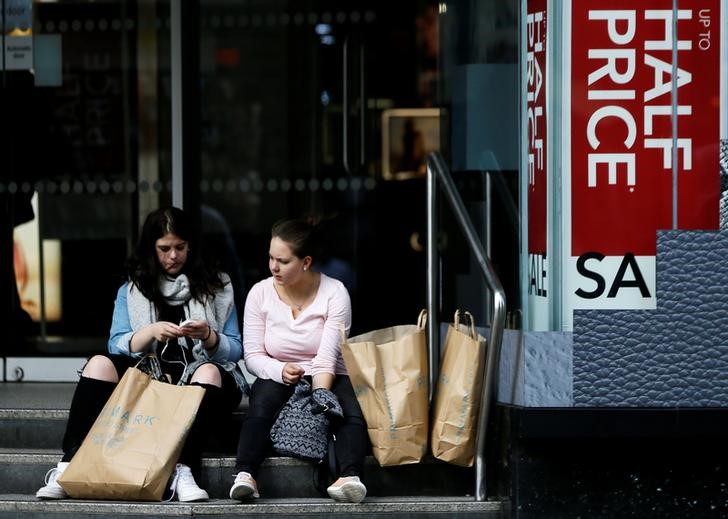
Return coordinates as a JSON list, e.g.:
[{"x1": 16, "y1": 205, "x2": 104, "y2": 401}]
[
  {"x1": 426, "y1": 159, "x2": 439, "y2": 402},
  {"x1": 425, "y1": 151, "x2": 507, "y2": 502},
  {"x1": 475, "y1": 291, "x2": 506, "y2": 500}
]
